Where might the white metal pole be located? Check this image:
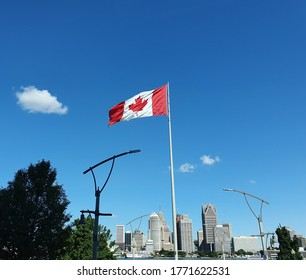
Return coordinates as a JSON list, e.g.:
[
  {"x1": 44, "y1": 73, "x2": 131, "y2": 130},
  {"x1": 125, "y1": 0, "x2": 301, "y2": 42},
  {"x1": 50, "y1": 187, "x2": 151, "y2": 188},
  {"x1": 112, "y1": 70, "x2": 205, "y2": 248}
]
[
  {"x1": 258, "y1": 217, "x2": 267, "y2": 259},
  {"x1": 167, "y1": 82, "x2": 178, "y2": 260}
]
